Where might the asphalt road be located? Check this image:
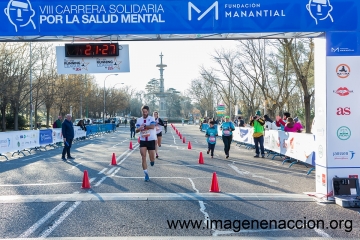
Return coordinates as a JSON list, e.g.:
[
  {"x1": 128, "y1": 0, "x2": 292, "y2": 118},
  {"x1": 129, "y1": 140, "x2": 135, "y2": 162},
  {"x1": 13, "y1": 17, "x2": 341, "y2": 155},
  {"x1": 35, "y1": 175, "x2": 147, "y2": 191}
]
[{"x1": 0, "y1": 124, "x2": 359, "y2": 239}]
